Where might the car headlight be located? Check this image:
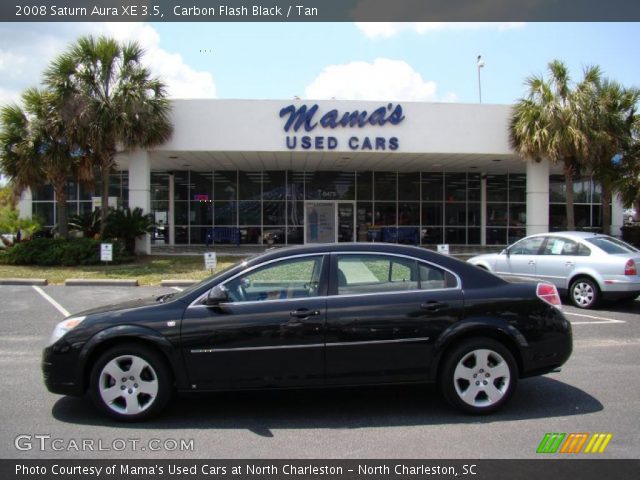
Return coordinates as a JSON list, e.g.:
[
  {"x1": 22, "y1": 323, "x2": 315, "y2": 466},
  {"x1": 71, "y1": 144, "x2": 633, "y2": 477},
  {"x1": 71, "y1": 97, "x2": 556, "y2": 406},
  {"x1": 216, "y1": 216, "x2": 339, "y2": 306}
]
[{"x1": 47, "y1": 316, "x2": 86, "y2": 346}]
